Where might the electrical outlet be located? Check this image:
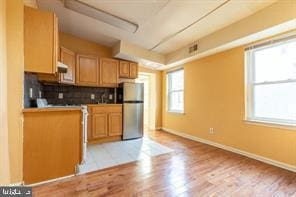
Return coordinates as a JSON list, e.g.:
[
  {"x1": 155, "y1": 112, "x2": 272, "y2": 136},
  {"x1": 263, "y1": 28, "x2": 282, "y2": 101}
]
[
  {"x1": 58, "y1": 93, "x2": 63, "y2": 99},
  {"x1": 109, "y1": 94, "x2": 113, "y2": 100},
  {"x1": 209, "y1": 128, "x2": 214, "y2": 134},
  {"x1": 91, "y1": 94, "x2": 95, "y2": 100},
  {"x1": 29, "y1": 88, "x2": 33, "y2": 98}
]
